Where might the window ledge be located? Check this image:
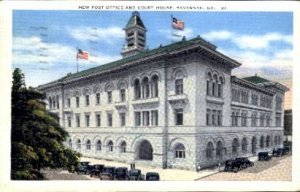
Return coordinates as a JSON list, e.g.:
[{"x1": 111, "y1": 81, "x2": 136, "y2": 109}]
[{"x1": 132, "y1": 97, "x2": 159, "y2": 105}]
